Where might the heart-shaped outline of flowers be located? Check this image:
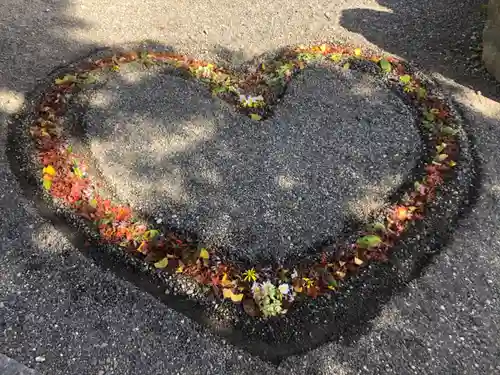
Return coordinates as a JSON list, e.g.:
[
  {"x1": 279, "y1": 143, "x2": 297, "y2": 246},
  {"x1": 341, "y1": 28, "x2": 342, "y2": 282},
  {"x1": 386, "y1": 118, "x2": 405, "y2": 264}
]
[{"x1": 8, "y1": 42, "x2": 479, "y2": 362}]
